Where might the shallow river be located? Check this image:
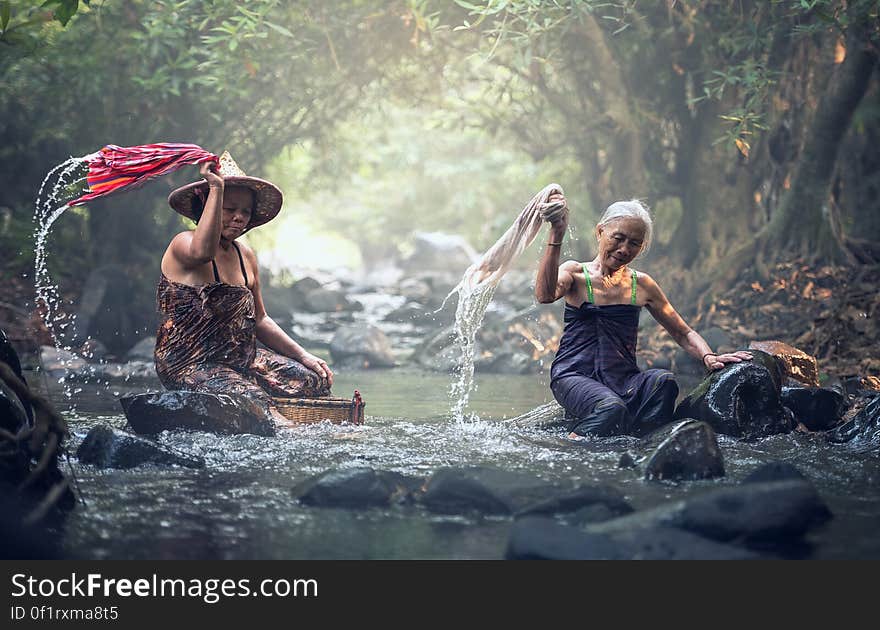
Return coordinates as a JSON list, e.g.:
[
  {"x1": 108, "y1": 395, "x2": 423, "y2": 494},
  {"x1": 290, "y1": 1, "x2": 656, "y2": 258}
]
[{"x1": 35, "y1": 368, "x2": 880, "y2": 560}]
